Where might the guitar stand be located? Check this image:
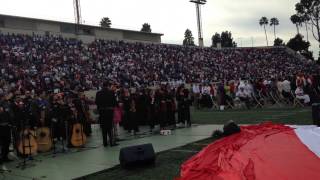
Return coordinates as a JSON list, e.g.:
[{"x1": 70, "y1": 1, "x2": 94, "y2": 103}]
[
  {"x1": 74, "y1": 144, "x2": 99, "y2": 153},
  {"x1": 16, "y1": 116, "x2": 41, "y2": 170},
  {"x1": 50, "y1": 137, "x2": 72, "y2": 158},
  {"x1": 0, "y1": 167, "x2": 11, "y2": 180},
  {"x1": 16, "y1": 121, "x2": 41, "y2": 170},
  {"x1": 50, "y1": 121, "x2": 72, "y2": 158},
  {"x1": 16, "y1": 156, "x2": 39, "y2": 170},
  {"x1": 0, "y1": 166, "x2": 12, "y2": 174}
]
